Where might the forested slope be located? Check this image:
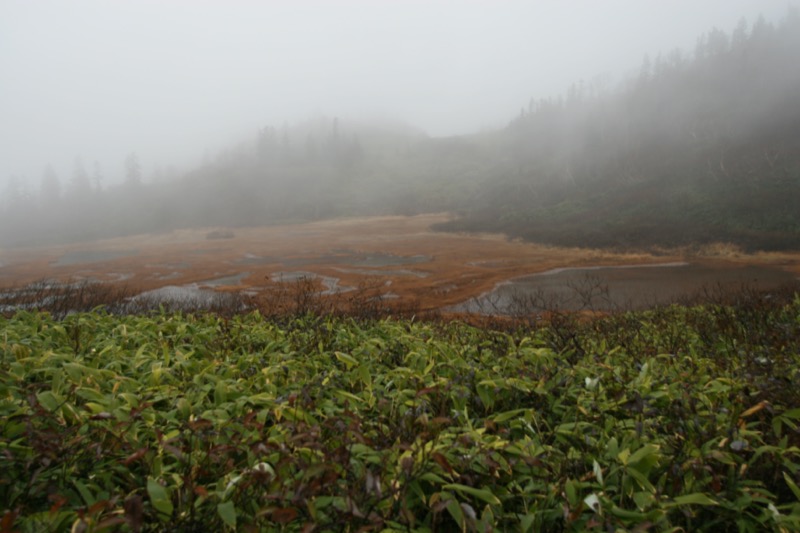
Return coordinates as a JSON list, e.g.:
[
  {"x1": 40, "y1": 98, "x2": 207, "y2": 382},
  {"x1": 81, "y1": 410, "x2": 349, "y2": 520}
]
[
  {"x1": 3, "y1": 12, "x2": 799, "y2": 251},
  {"x1": 438, "y1": 11, "x2": 800, "y2": 251}
]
